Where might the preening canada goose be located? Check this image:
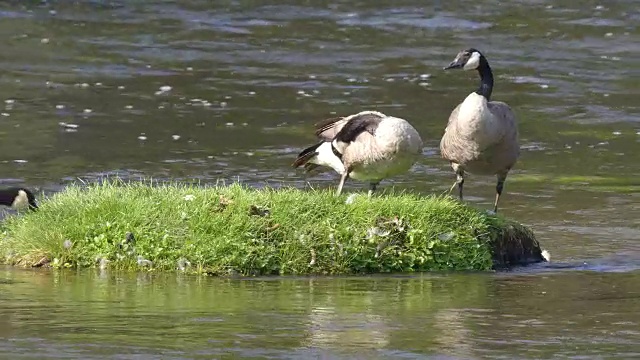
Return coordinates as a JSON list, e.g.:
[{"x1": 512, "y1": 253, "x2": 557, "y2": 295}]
[
  {"x1": 0, "y1": 187, "x2": 38, "y2": 211},
  {"x1": 292, "y1": 111, "x2": 424, "y2": 196},
  {"x1": 440, "y1": 48, "x2": 520, "y2": 213}
]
